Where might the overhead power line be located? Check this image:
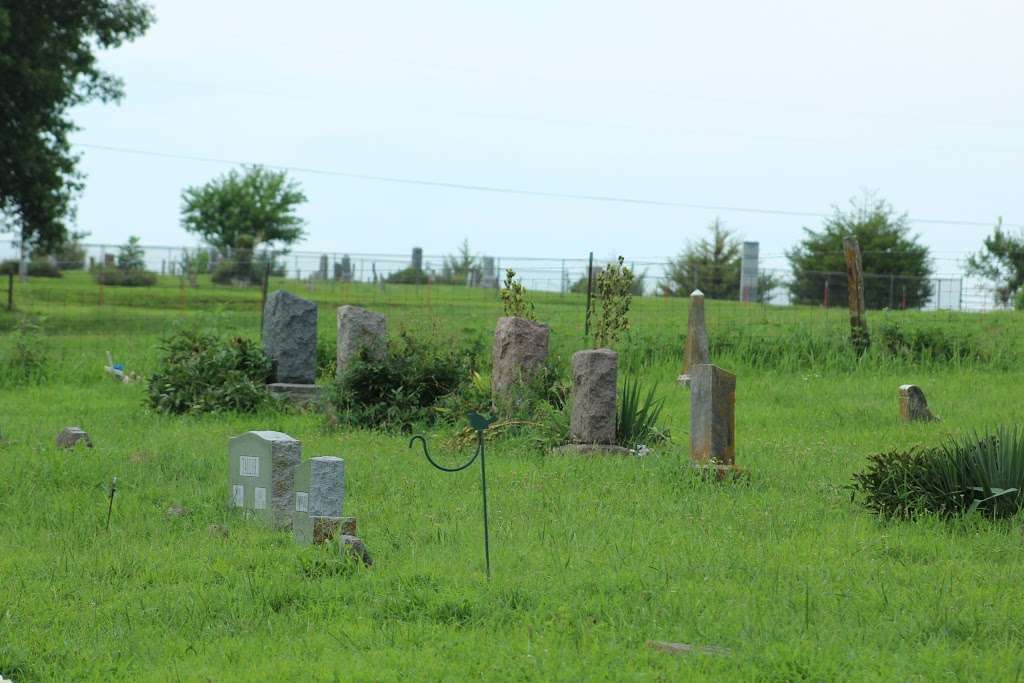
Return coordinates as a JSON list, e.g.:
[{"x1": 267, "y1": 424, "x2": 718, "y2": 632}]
[{"x1": 74, "y1": 142, "x2": 1018, "y2": 230}]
